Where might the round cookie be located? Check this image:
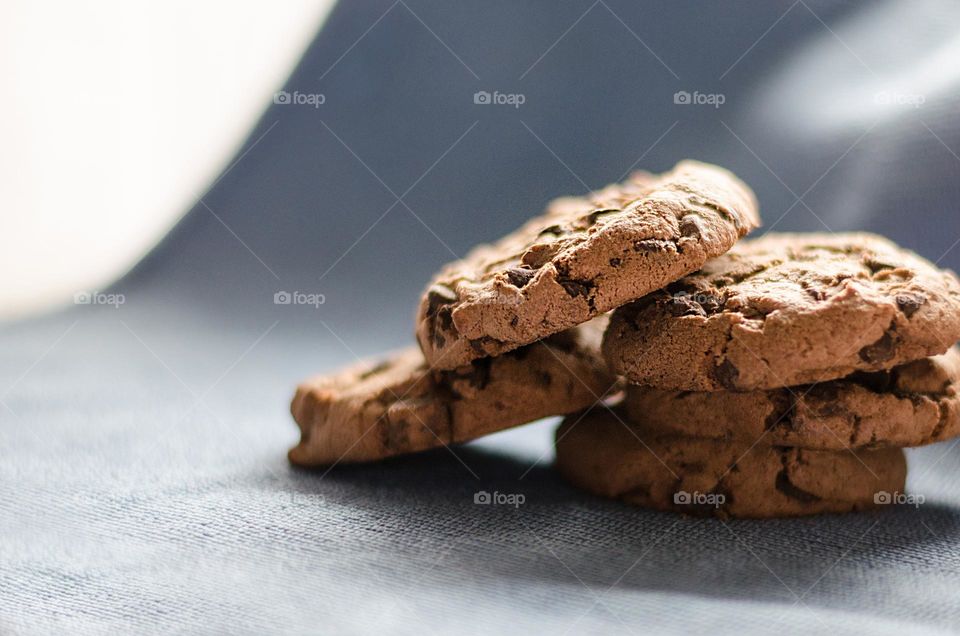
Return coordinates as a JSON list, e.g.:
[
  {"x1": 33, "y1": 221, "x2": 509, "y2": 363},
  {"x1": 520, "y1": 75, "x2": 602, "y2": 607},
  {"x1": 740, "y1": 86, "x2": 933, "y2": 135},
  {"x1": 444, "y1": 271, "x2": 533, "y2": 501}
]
[
  {"x1": 417, "y1": 160, "x2": 759, "y2": 370},
  {"x1": 625, "y1": 348, "x2": 960, "y2": 450},
  {"x1": 604, "y1": 232, "x2": 960, "y2": 391},
  {"x1": 555, "y1": 408, "x2": 907, "y2": 519},
  {"x1": 289, "y1": 320, "x2": 615, "y2": 466}
]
